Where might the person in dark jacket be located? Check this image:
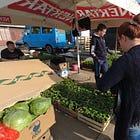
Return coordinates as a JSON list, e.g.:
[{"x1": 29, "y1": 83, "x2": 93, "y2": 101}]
[
  {"x1": 90, "y1": 23, "x2": 108, "y2": 82},
  {"x1": 1, "y1": 41, "x2": 25, "y2": 61},
  {"x1": 97, "y1": 13, "x2": 140, "y2": 140}
]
